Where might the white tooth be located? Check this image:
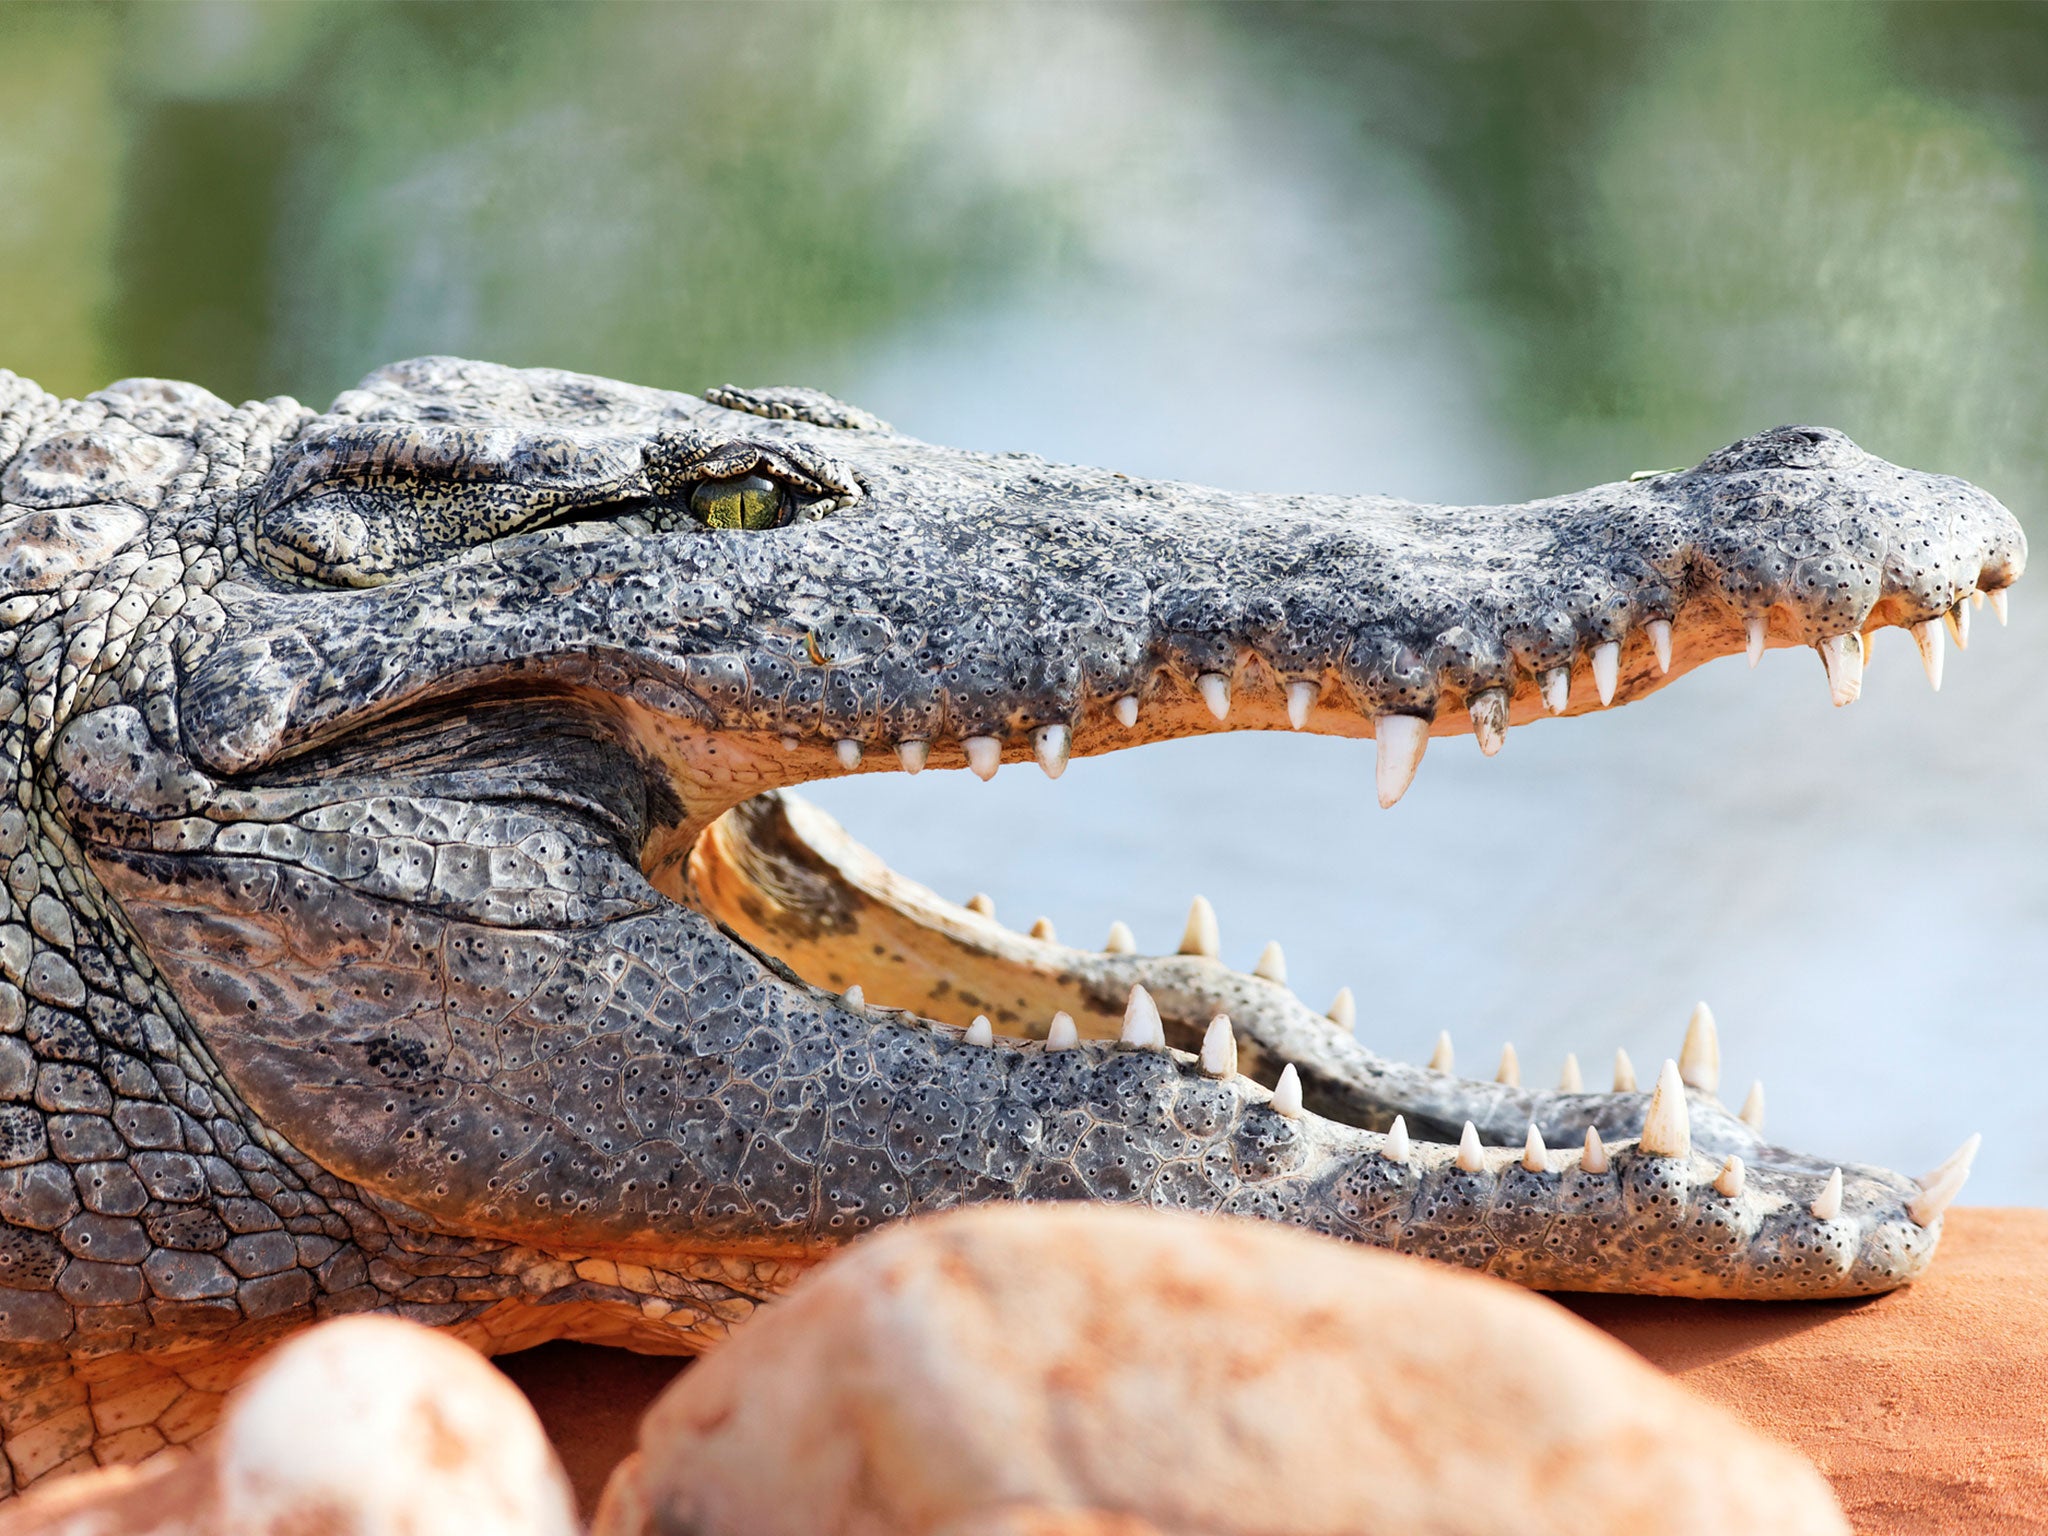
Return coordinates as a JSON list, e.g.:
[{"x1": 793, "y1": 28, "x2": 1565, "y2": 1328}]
[
  {"x1": 1114, "y1": 694, "x2": 1140, "y2": 729},
  {"x1": 1946, "y1": 599, "x2": 1971, "y2": 651},
  {"x1": 1179, "y1": 895, "x2": 1220, "y2": 958},
  {"x1": 1557, "y1": 1053, "x2": 1583, "y2": 1093},
  {"x1": 1582, "y1": 1126, "x2": 1609, "y2": 1174},
  {"x1": 1044, "y1": 1011, "x2": 1078, "y2": 1050},
  {"x1": 1033, "y1": 724, "x2": 1070, "y2": 779},
  {"x1": 1638, "y1": 1059, "x2": 1691, "y2": 1159},
  {"x1": 1919, "y1": 1132, "x2": 1982, "y2": 1190},
  {"x1": 1745, "y1": 617, "x2": 1767, "y2": 667},
  {"x1": 1612, "y1": 1047, "x2": 1637, "y2": 1093},
  {"x1": 834, "y1": 738, "x2": 863, "y2": 769},
  {"x1": 1679, "y1": 1001, "x2": 1721, "y2": 1094},
  {"x1": 1121, "y1": 984, "x2": 1165, "y2": 1048},
  {"x1": 1029, "y1": 917, "x2": 1057, "y2": 942},
  {"x1": 963, "y1": 736, "x2": 1002, "y2": 780},
  {"x1": 964, "y1": 1015, "x2": 993, "y2": 1047},
  {"x1": 1810, "y1": 1167, "x2": 1844, "y2": 1222},
  {"x1": 1286, "y1": 680, "x2": 1317, "y2": 730},
  {"x1": 965, "y1": 893, "x2": 996, "y2": 919},
  {"x1": 1495, "y1": 1042, "x2": 1520, "y2": 1087},
  {"x1": 1103, "y1": 920, "x2": 1136, "y2": 955},
  {"x1": 897, "y1": 740, "x2": 929, "y2": 774},
  {"x1": 1325, "y1": 987, "x2": 1356, "y2": 1031},
  {"x1": 1715, "y1": 1154, "x2": 1746, "y2": 1198},
  {"x1": 842, "y1": 984, "x2": 865, "y2": 1008},
  {"x1": 1384, "y1": 1116, "x2": 1410, "y2": 1164},
  {"x1": 1647, "y1": 618, "x2": 1673, "y2": 674},
  {"x1": 1540, "y1": 667, "x2": 1570, "y2": 714},
  {"x1": 1738, "y1": 1080, "x2": 1765, "y2": 1131},
  {"x1": 1272, "y1": 1064, "x2": 1304, "y2": 1118},
  {"x1": 1252, "y1": 941, "x2": 1287, "y2": 985},
  {"x1": 1469, "y1": 686, "x2": 1508, "y2": 757},
  {"x1": 780, "y1": 733, "x2": 801, "y2": 752},
  {"x1": 1374, "y1": 714, "x2": 1428, "y2": 809},
  {"x1": 1199, "y1": 1015, "x2": 1238, "y2": 1078},
  {"x1": 1591, "y1": 640, "x2": 1620, "y2": 706},
  {"x1": 1817, "y1": 633, "x2": 1863, "y2": 707},
  {"x1": 1971, "y1": 589, "x2": 1985, "y2": 610},
  {"x1": 1428, "y1": 1031, "x2": 1454, "y2": 1073},
  {"x1": 1456, "y1": 1121, "x2": 1486, "y2": 1173},
  {"x1": 1521, "y1": 1123, "x2": 1549, "y2": 1173},
  {"x1": 1990, "y1": 588, "x2": 2009, "y2": 625},
  {"x1": 1198, "y1": 672, "x2": 1231, "y2": 722},
  {"x1": 1911, "y1": 618, "x2": 1945, "y2": 691}
]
